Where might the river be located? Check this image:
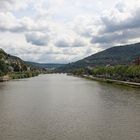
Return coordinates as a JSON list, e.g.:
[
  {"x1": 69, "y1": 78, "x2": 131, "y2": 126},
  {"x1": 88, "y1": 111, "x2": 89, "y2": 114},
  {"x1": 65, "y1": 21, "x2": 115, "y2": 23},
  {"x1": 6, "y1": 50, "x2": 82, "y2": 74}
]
[{"x1": 0, "y1": 74, "x2": 140, "y2": 140}]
